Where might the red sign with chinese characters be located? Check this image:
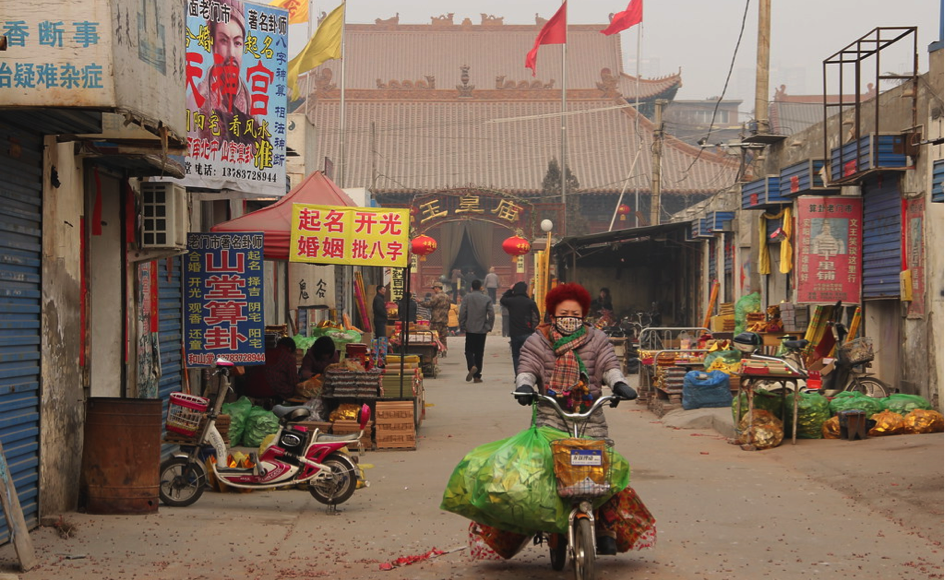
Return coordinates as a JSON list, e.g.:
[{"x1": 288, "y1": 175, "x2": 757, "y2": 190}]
[{"x1": 796, "y1": 196, "x2": 862, "y2": 305}]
